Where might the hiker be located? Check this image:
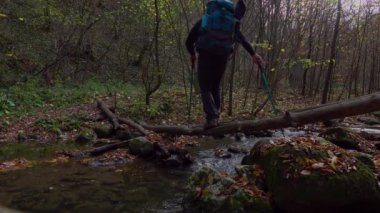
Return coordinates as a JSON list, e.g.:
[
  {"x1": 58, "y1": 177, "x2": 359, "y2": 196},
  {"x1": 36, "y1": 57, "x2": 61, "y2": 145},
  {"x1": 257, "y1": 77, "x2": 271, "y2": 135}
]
[{"x1": 186, "y1": 0, "x2": 265, "y2": 129}]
